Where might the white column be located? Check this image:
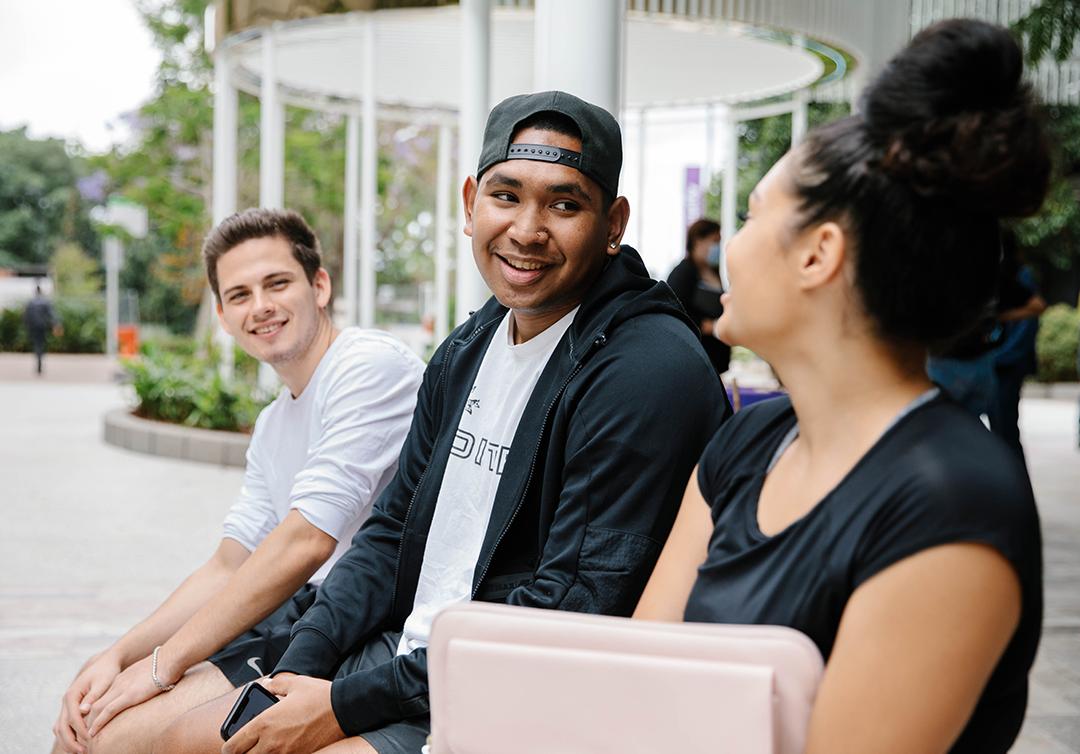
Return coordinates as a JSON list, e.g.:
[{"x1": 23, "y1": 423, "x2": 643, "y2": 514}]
[
  {"x1": 704, "y1": 103, "x2": 716, "y2": 186},
  {"x1": 344, "y1": 112, "x2": 360, "y2": 326},
  {"x1": 212, "y1": 48, "x2": 239, "y2": 377},
  {"x1": 533, "y1": 0, "x2": 623, "y2": 115},
  {"x1": 719, "y1": 105, "x2": 737, "y2": 291},
  {"x1": 635, "y1": 108, "x2": 647, "y2": 249},
  {"x1": 791, "y1": 91, "x2": 809, "y2": 147},
  {"x1": 456, "y1": 0, "x2": 492, "y2": 323},
  {"x1": 105, "y1": 237, "x2": 121, "y2": 357},
  {"x1": 435, "y1": 123, "x2": 452, "y2": 341},
  {"x1": 359, "y1": 16, "x2": 377, "y2": 329},
  {"x1": 259, "y1": 25, "x2": 284, "y2": 210},
  {"x1": 258, "y1": 24, "x2": 284, "y2": 391}
]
